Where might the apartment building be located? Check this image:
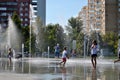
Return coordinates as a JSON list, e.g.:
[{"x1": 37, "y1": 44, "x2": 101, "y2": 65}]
[
  {"x1": 88, "y1": 0, "x2": 103, "y2": 34},
  {"x1": 87, "y1": 0, "x2": 119, "y2": 35},
  {"x1": 0, "y1": 0, "x2": 30, "y2": 28},
  {"x1": 78, "y1": 6, "x2": 89, "y2": 34},
  {"x1": 31, "y1": 0, "x2": 46, "y2": 26}
]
